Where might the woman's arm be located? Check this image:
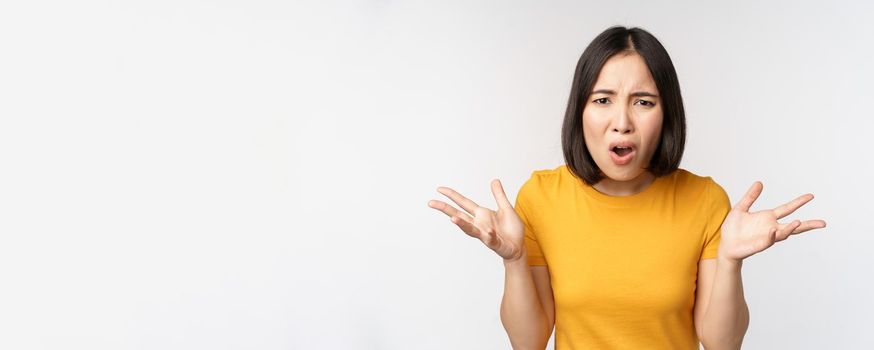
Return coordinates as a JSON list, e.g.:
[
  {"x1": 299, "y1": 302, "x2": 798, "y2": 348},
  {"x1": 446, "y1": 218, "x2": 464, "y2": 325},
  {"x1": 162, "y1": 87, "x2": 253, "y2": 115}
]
[
  {"x1": 429, "y1": 179, "x2": 556, "y2": 350},
  {"x1": 700, "y1": 257, "x2": 749, "y2": 349},
  {"x1": 500, "y1": 252, "x2": 553, "y2": 350},
  {"x1": 702, "y1": 181, "x2": 826, "y2": 349}
]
